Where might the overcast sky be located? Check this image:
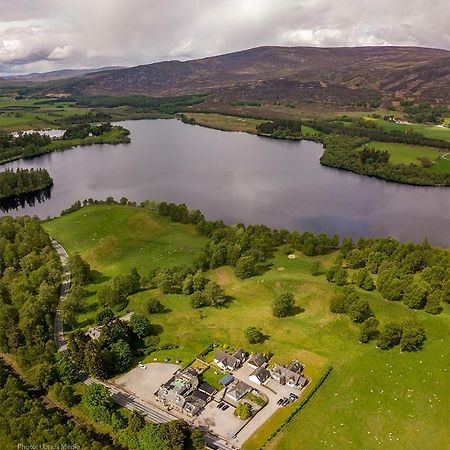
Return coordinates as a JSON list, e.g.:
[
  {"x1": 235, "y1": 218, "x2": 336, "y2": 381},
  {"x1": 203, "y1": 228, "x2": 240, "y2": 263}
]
[{"x1": 0, "y1": 0, "x2": 449, "y2": 75}]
